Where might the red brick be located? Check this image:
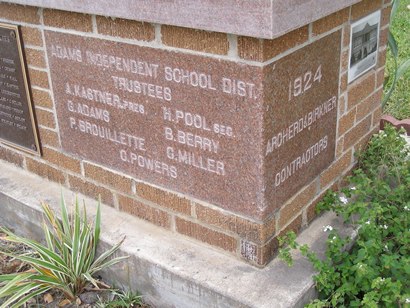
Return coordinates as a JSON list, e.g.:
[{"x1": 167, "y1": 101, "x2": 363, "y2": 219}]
[
  {"x1": 68, "y1": 175, "x2": 114, "y2": 206},
  {"x1": 31, "y1": 89, "x2": 53, "y2": 109},
  {"x1": 320, "y1": 150, "x2": 352, "y2": 188},
  {"x1": 341, "y1": 49, "x2": 350, "y2": 72},
  {"x1": 38, "y1": 127, "x2": 60, "y2": 148},
  {"x1": 195, "y1": 204, "x2": 276, "y2": 243},
  {"x1": 338, "y1": 107, "x2": 357, "y2": 136},
  {"x1": 28, "y1": 69, "x2": 49, "y2": 89},
  {"x1": 35, "y1": 108, "x2": 55, "y2": 129},
  {"x1": 356, "y1": 90, "x2": 383, "y2": 121},
  {"x1": 278, "y1": 182, "x2": 317, "y2": 229},
  {"x1": 278, "y1": 214, "x2": 303, "y2": 236},
  {"x1": 96, "y1": 16, "x2": 155, "y2": 41},
  {"x1": 354, "y1": 126, "x2": 377, "y2": 153},
  {"x1": 257, "y1": 237, "x2": 279, "y2": 266},
  {"x1": 379, "y1": 27, "x2": 389, "y2": 50},
  {"x1": 351, "y1": 0, "x2": 383, "y2": 20},
  {"x1": 348, "y1": 73, "x2": 376, "y2": 109},
  {"x1": 378, "y1": 48, "x2": 387, "y2": 68},
  {"x1": 240, "y1": 237, "x2": 279, "y2": 266},
  {"x1": 0, "y1": 146, "x2": 24, "y2": 167},
  {"x1": 336, "y1": 137, "x2": 344, "y2": 158},
  {"x1": 340, "y1": 72, "x2": 348, "y2": 94},
  {"x1": 0, "y1": 3, "x2": 40, "y2": 24},
  {"x1": 238, "y1": 26, "x2": 309, "y2": 62},
  {"x1": 42, "y1": 147, "x2": 81, "y2": 173},
  {"x1": 306, "y1": 191, "x2": 328, "y2": 223},
  {"x1": 118, "y1": 195, "x2": 171, "y2": 229},
  {"x1": 176, "y1": 217, "x2": 237, "y2": 253},
  {"x1": 25, "y1": 48, "x2": 46, "y2": 68},
  {"x1": 161, "y1": 26, "x2": 229, "y2": 55},
  {"x1": 137, "y1": 183, "x2": 191, "y2": 215},
  {"x1": 238, "y1": 36, "x2": 262, "y2": 61},
  {"x1": 344, "y1": 115, "x2": 372, "y2": 150},
  {"x1": 339, "y1": 95, "x2": 346, "y2": 115},
  {"x1": 342, "y1": 24, "x2": 351, "y2": 48},
  {"x1": 26, "y1": 158, "x2": 65, "y2": 183},
  {"x1": 21, "y1": 27, "x2": 43, "y2": 47},
  {"x1": 84, "y1": 163, "x2": 132, "y2": 193},
  {"x1": 376, "y1": 68, "x2": 386, "y2": 88},
  {"x1": 43, "y1": 9, "x2": 92, "y2": 32},
  {"x1": 372, "y1": 105, "x2": 383, "y2": 128},
  {"x1": 312, "y1": 8, "x2": 349, "y2": 36},
  {"x1": 381, "y1": 5, "x2": 392, "y2": 27}
]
